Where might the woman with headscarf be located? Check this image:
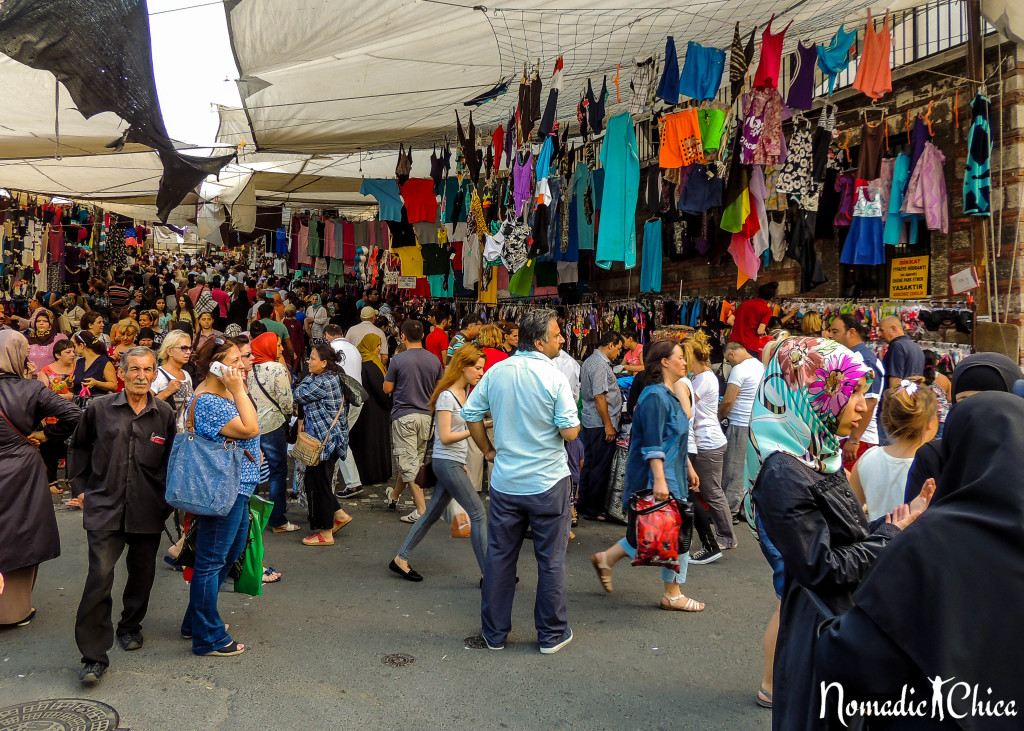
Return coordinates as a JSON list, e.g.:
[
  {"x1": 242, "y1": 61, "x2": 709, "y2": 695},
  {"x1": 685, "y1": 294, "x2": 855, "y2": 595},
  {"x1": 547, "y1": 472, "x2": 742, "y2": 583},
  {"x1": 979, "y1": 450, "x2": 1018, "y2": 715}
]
[
  {"x1": 304, "y1": 293, "x2": 329, "y2": 345},
  {"x1": 904, "y1": 351, "x2": 1023, "y2": 502},
  {"x1": 272, "y1": 293, "x2": 286, "y2": 322},
  {"x1": 248, "y1": 332, "x2": 296, "y2": 533},
  {"x1": 350, "y1": 333, "x2": 392, "y2": 485},
  {"x1": 815, "y1": 392, "x2": 1024, "y2": 729},
  {"x1": 0, "y1": 330, "x2": 81, "y2": 627},
  {"x1": 748, "y1": 337, "x2": 932, "y2": 729}
]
